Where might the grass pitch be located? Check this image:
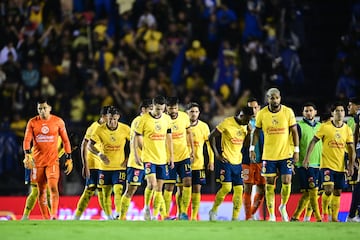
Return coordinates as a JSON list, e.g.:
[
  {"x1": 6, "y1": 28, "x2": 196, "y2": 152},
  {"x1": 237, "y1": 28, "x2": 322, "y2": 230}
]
[{"x1": 1, "y1": 220, "x2": 358, "y2": 240}]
